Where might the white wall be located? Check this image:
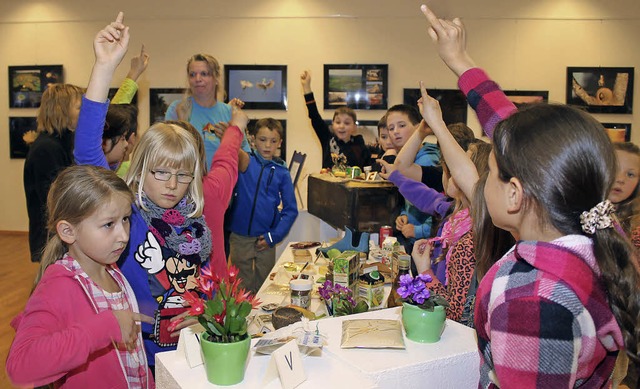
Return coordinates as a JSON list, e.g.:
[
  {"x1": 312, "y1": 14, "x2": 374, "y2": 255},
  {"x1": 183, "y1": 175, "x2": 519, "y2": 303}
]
[{"x1": 2, "y1": 0, "x2": 640, "y2": 232}]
